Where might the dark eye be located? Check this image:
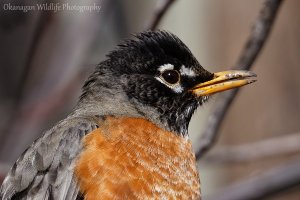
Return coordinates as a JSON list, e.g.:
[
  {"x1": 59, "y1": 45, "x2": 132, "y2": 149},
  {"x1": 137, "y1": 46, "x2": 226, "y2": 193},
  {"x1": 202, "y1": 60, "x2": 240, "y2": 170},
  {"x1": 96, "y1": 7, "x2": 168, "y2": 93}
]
[{"x1": 161, "y1": 70, "x2": 180, "y2": 85}]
